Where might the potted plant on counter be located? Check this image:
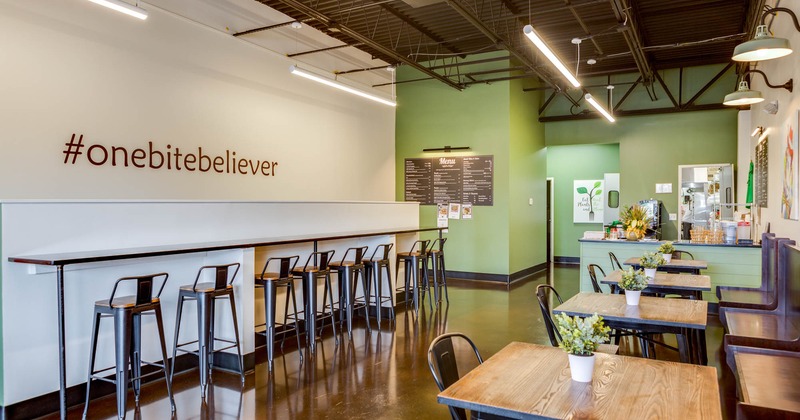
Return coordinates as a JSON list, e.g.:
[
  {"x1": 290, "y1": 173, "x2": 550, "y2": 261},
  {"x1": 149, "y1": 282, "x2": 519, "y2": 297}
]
[
  {"x1": 619, "y1": 268, "x2": 648, "y2": 305},
  {"x1": 658, "y1": 241, "x2": 675, "y2": 263},
  {"x1": 619, "y1": 204, "x2": 652, "y2": 241},
  {"x1": 640, "y1": 251, "x2": 665, "y2": 280},
  {"x1": 554, "y1": 313, "x2": 610, "y2": 382}
]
